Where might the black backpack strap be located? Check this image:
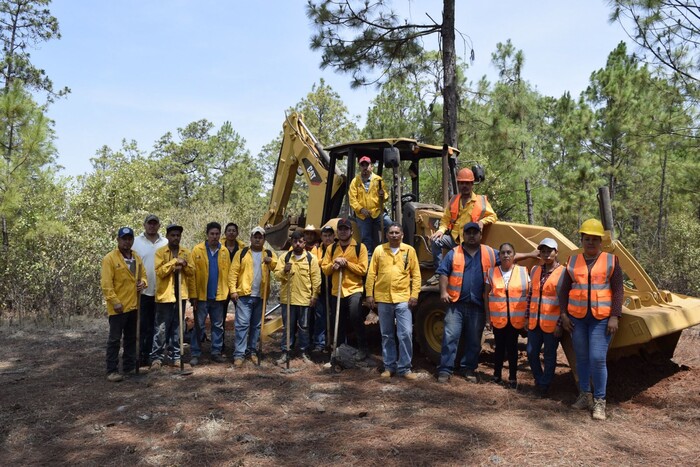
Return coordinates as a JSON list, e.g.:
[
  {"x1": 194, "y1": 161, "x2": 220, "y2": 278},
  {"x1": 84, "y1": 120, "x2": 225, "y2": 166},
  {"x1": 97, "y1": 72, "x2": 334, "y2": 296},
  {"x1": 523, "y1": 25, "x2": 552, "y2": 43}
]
[
  {"x1": 284, "y1": 250, "x2": 293, "y2": 263},
  {"x1": 265, "y1": 249, "x2": 272, "y2": 258},
  {"x1": 306, "y1": 251, "x2": 312, "y2": 266},
  {"x1": 240, "y1": 247, "x2": 250, "y2": 261}
]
